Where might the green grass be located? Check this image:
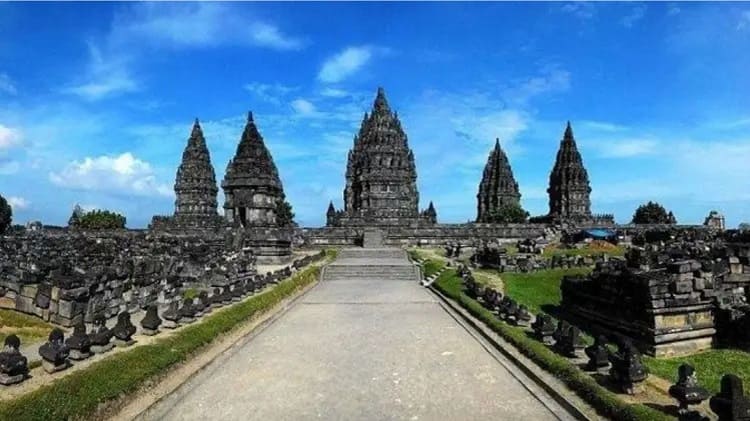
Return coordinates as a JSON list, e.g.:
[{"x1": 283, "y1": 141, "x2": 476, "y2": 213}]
[
  {"x1": 0, "y1": 250, "x2": 336, "y2": 421},
  {"x1": 422, "y1": 260, "x2": 445, "y2": 278},
  {"x1": 501, "y1": 267, "x2": 592, "y2": 314},
  {"x1": 182, "y1": 288, "x2": 199, "y2": 300},
  {"x1": 433, "y1": 270, "x2": 670, "y2": 421},
  {"x1": 542, "y1": 242, "x2": 626, "y2": 258},
  {"x1": 644, "y1": 349, "x2": 750, "y2": 395},
  {"x1": 0, "y1": 309, "x2": 54, "y2": 344}
]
